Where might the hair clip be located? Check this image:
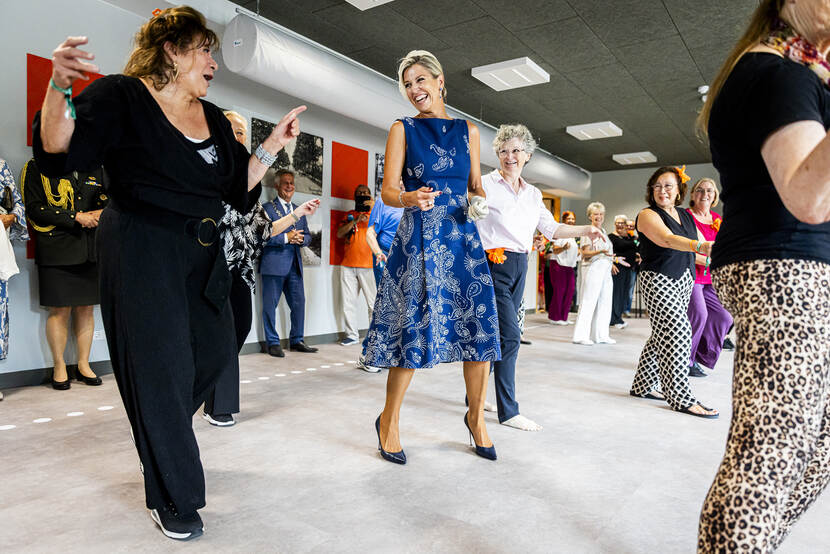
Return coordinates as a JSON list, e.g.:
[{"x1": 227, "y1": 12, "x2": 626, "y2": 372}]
[{"x1": 675, "y1": 164, "x2": 691, "y2": 184}]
